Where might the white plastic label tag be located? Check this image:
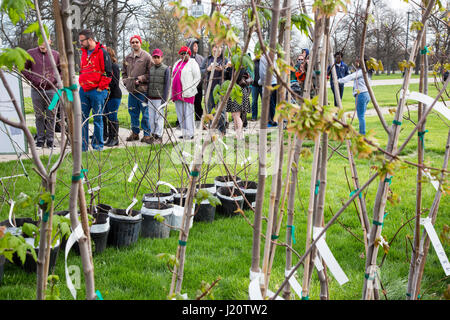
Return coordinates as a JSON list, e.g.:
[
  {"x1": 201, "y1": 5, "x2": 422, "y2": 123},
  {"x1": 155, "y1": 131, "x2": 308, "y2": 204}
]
[
  {"x1": 421, "y1": 217, "x2": 450, "y2": 276},
  {"x1": 313, "y1": 227, "x2": 349, "y2": 285},
  {"x1": 128, "y1": 163, "x2": 138, "y2": 182}
]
